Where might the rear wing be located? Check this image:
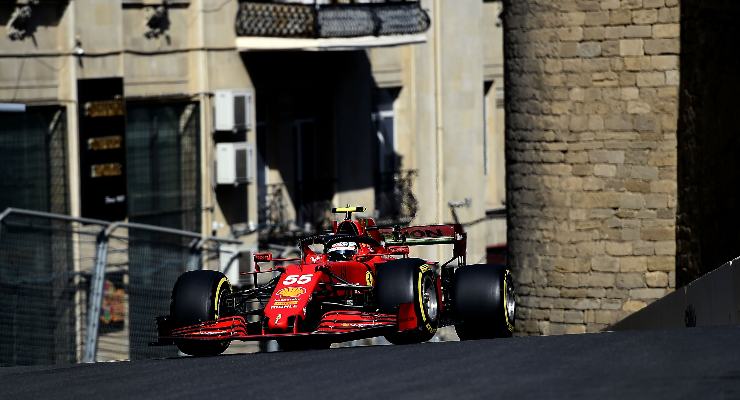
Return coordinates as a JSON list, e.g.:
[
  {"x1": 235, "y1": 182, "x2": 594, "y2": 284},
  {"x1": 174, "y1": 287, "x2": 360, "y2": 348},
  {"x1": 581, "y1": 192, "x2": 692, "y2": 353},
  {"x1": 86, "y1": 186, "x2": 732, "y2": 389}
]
[{"x1": 378, "y1": 224, "x2": 467, "y2": 264}]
